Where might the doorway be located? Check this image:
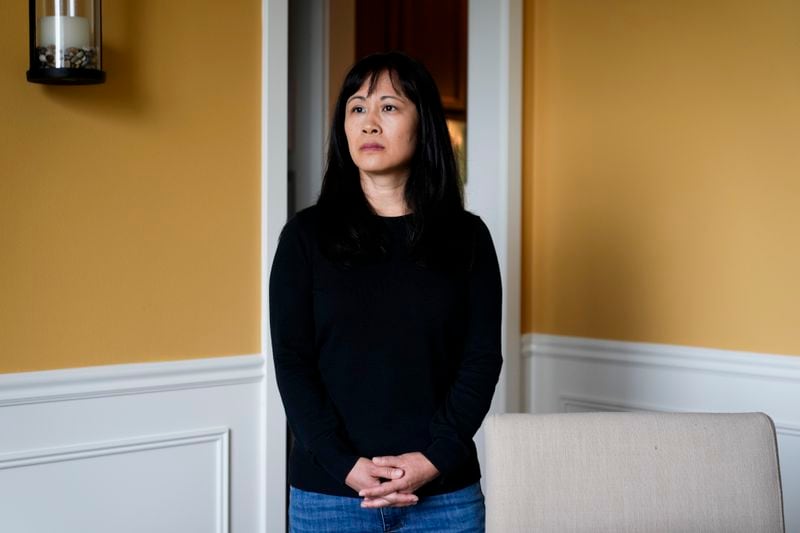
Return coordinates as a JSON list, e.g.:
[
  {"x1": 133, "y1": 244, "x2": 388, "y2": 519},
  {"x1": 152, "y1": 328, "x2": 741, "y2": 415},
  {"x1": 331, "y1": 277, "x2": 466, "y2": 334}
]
[{"x1": 266, "y1": 0, "x2": 521, "y2": 530}]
